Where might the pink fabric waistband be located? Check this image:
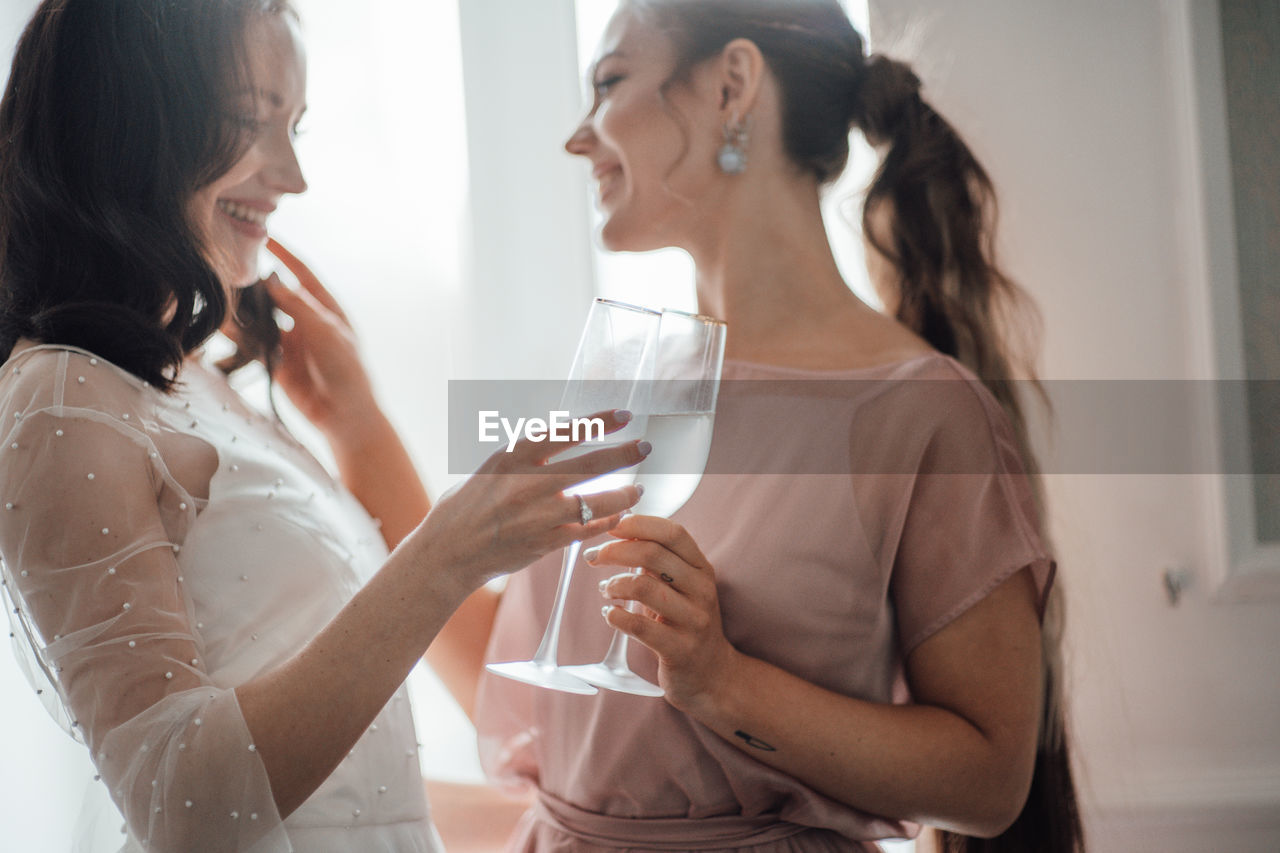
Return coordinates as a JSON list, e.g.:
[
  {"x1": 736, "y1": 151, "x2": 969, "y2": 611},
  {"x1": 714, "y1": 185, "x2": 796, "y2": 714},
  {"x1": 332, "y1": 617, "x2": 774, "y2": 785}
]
[{"x1": 533, "y1": 791, "x2": 809, "y2": 850}]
